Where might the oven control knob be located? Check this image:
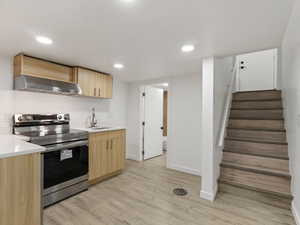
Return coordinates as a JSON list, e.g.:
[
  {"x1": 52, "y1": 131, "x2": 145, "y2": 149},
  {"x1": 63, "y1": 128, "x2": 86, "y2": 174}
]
[
  {"x1": 64, "y1": 115, "x2": 69, "y2": 120},
  {"x1": 58, "y1": 115, "x2": 63, "y2": 120},
  {"x1": 18, "y1": 116, "x2": 23, "y2": 122}
]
